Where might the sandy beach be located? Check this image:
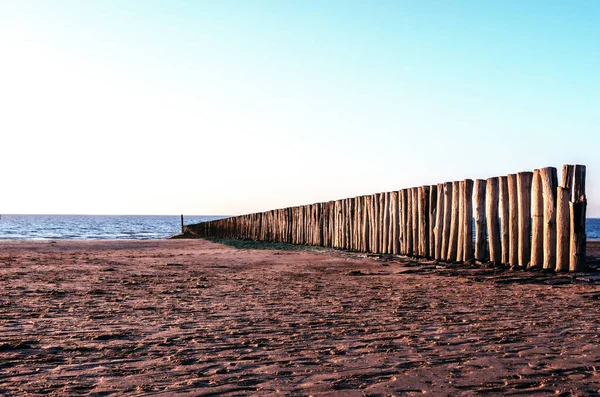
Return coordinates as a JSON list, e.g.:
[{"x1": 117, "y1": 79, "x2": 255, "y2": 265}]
[{"x1": 2, "y1": 239, "x2": 600, "y2": 396}]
